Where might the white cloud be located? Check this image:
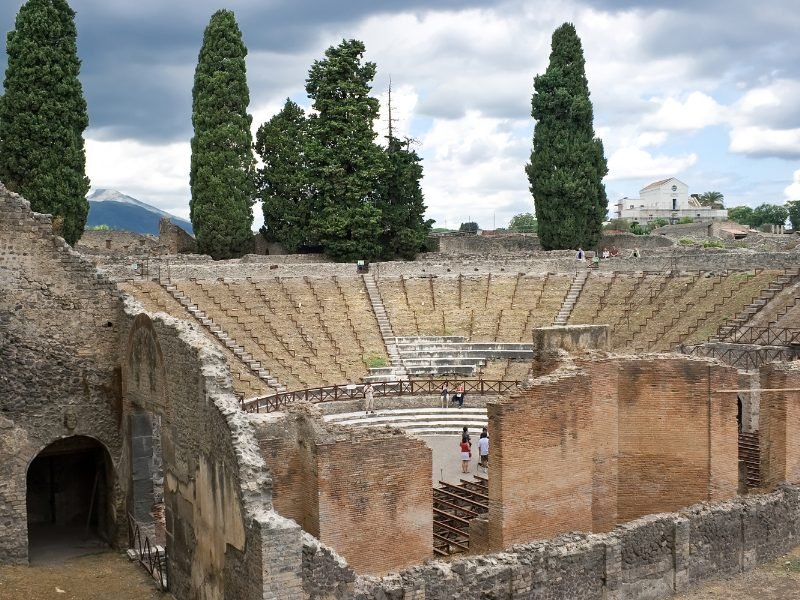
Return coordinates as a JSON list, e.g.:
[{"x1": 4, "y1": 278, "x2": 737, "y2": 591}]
[
  {"x1": 642, "y1": 92, "x2": 727, "y2": 131},
  {"x1": 728, "y1": 127, "x2": 800, "y2": 158},
  {"x1": 85, "y1": 138, "x2": 191, "y2": 219},
  {"x1": 607, "y1": 146, "x2": 697, "y2": 181},
  {"x1": 419, "y1": 111, "x2": 531, "y2": 228},
  {"x1": 784, "y1": 169, "x2": 800, "y2": 200}
]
